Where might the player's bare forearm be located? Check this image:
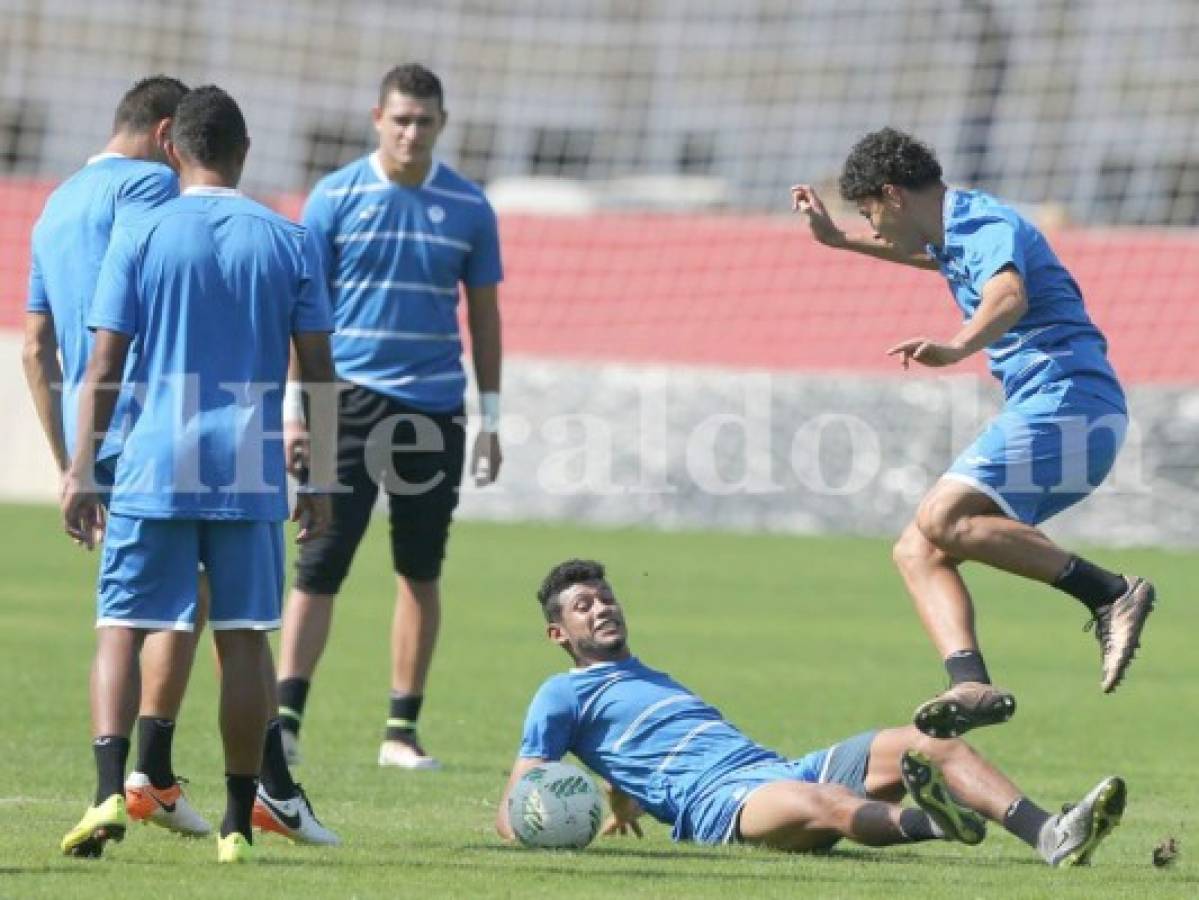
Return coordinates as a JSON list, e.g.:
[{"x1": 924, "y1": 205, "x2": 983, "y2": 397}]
[
  {"x1": 496, "y1": 757, "x2": 545, "y2": 840},
  {"x1": 466, "y1": 284, "x2": 502, "y2": 393},
  {"x1": 950, "y1": 267, "x2": 1028, "y2": 355},
  {"x1": 837, "y1": 235, "x2": 940, "y2": 270},
  {"x1": 22, "y1": 312, "x2": 70, "y2": 472},
  {"x1": 292, "y1": 331, "x2": 337, "y2": 489}
]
